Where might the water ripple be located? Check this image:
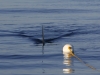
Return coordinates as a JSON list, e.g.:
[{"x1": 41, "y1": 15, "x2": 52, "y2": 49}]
[
  {"x1": 0, "y1": 8, "x2": 93, "y2": 14},
  {"x1": 0, "y1": 54, "x2": 62, "y2": 60}
]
